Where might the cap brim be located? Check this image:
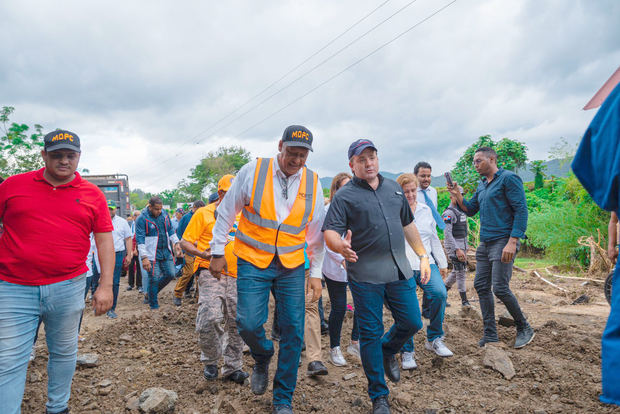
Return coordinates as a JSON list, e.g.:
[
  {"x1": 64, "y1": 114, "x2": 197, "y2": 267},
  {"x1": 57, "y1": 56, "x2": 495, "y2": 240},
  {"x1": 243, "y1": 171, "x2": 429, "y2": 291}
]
[
  {"x1": 45, "y1": 143, "x2": 81, "y2": 153},
  {"x1": 285, "y1": 142, "x2": 313, "y2": 151}
]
